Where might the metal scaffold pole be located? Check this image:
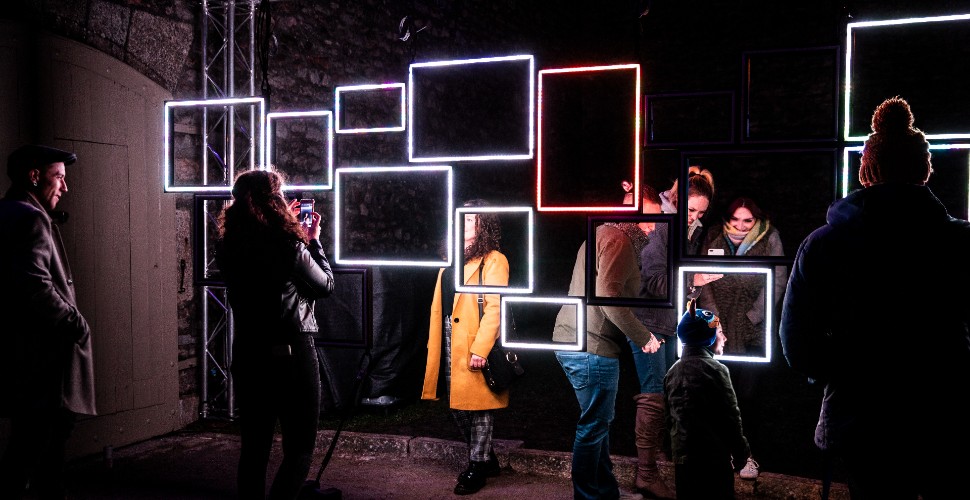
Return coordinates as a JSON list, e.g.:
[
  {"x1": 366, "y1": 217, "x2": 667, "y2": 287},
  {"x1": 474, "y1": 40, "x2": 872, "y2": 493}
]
[{"x1": 199, "y1": 0, "x2": 258, "y2": 420}]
